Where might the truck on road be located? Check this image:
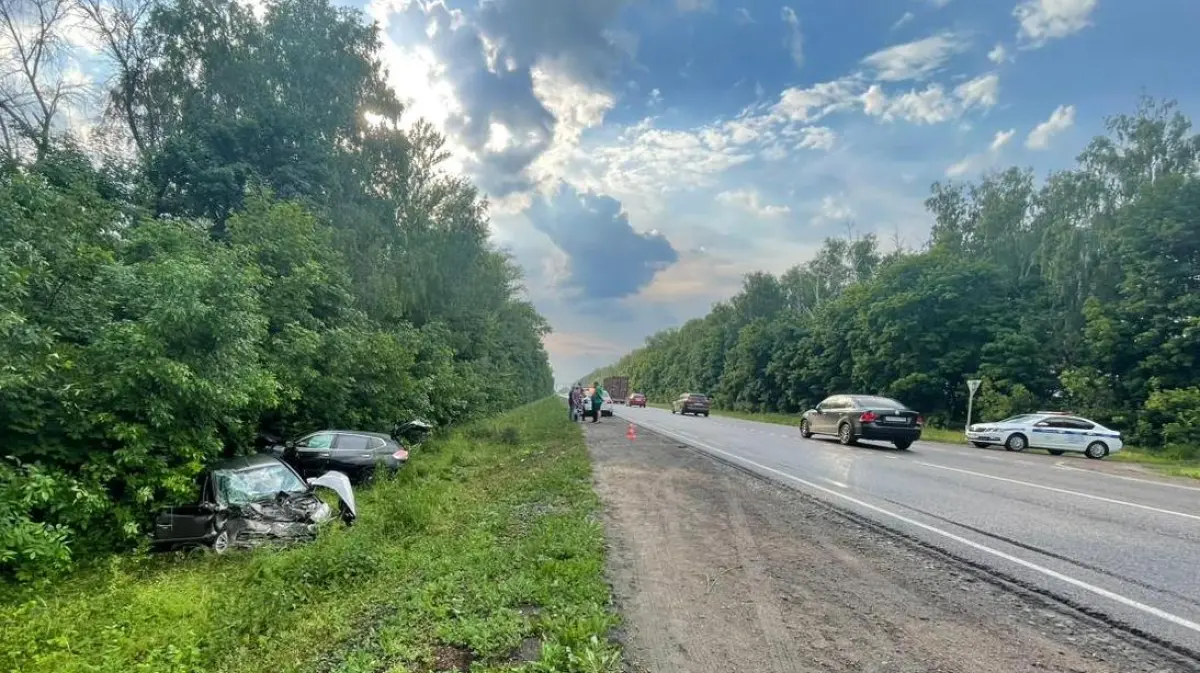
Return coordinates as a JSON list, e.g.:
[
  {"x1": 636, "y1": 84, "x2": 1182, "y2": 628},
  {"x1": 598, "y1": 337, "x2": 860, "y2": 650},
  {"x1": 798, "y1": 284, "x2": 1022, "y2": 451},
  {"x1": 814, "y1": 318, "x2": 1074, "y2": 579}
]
[{"x1": 603, "y1": 376, "x2": 630, "y2": 405}]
